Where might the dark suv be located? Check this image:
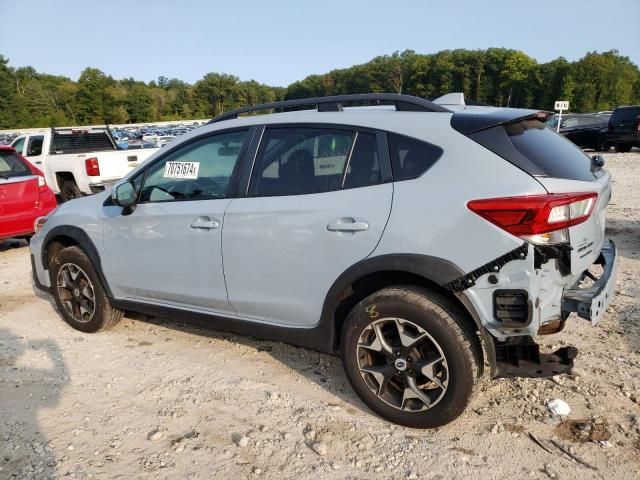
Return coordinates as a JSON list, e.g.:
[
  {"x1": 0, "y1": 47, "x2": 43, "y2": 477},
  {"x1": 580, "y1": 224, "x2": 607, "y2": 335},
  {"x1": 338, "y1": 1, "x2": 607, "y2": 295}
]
[
  {"x1": 607, "y1": 106, "x2": 640, "y2": 152},
  {"x1": 546, "y1": 113, "x2": 611, "y2": 151}
]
